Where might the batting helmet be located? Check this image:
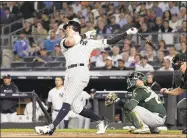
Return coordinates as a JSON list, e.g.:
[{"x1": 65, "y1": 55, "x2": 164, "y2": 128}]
[
  {"x1": 172, "y1": 53, "x2": 187, "y2": 70},
  {"x1": 63, "y1": 20, "x2": 81, "y2": 33}
]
